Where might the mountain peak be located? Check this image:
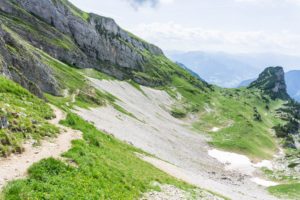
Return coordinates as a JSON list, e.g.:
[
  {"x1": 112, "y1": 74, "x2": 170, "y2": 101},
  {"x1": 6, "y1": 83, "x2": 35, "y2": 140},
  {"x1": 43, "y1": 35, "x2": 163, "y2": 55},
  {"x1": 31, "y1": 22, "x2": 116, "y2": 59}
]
[{"x1": 248, "y1": 66, "x2": 290, "y2": 100}]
